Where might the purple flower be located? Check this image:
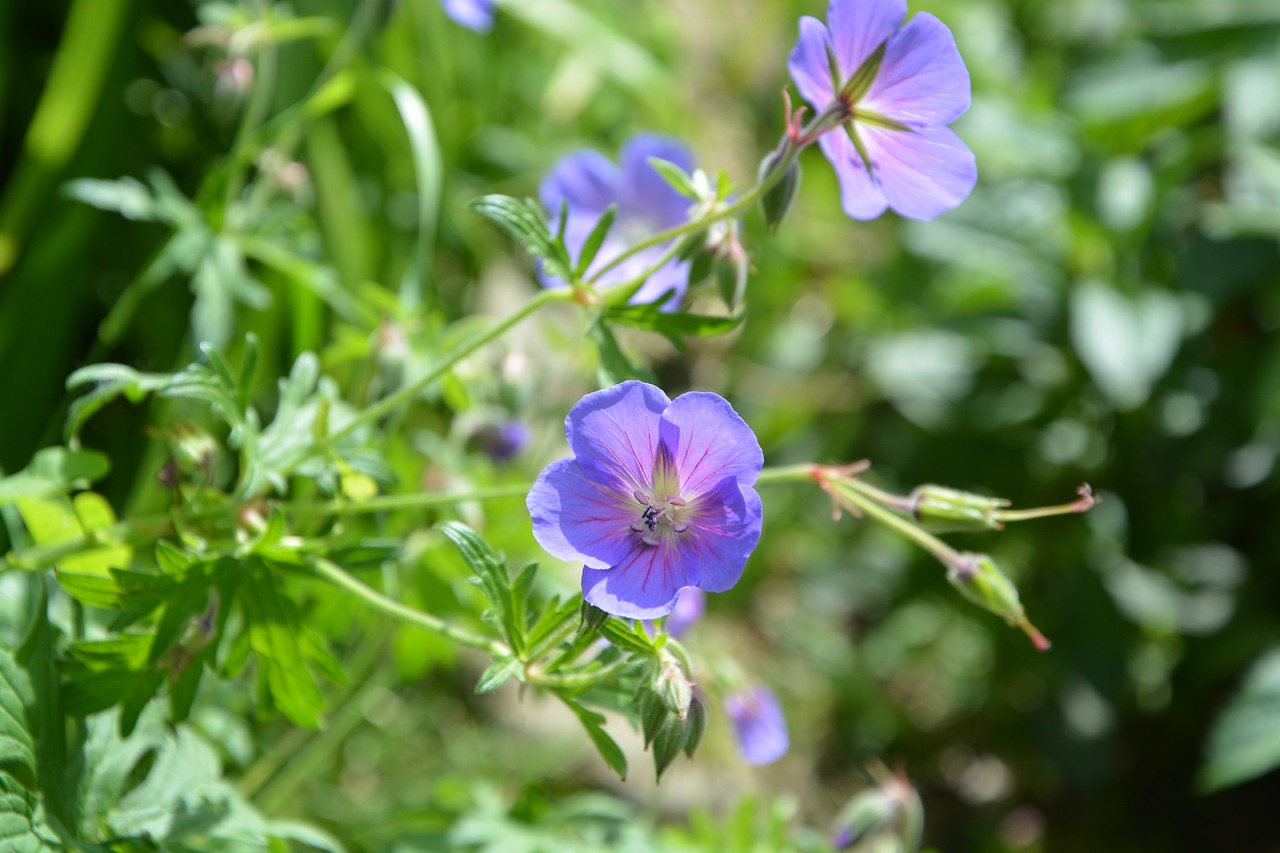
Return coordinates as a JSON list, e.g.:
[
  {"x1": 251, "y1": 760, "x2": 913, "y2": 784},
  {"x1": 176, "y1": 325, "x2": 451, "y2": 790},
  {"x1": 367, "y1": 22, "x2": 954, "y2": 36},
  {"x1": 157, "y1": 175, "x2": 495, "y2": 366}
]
[
  {"x1": 788, "y1": 0, "x2": 976, "y2": 220},
  {"x1": 470, "y1": 420, "x2": 530, "y2": 463},
  {"x1": 644, "y1": 586, "x2": 706, "y2": 638},
  {"x1": 539, "y1": 135, "x2": 695, "y2": 308},
  {"x1": 440, "y1": 0, "x2": 495, "y2": 32},
  {"x1": 527, "y1": 381, "x2": 763, "y2": 619},
  {"x1": 725, "y1": 685, "x2": 789, "y2": 765}
]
